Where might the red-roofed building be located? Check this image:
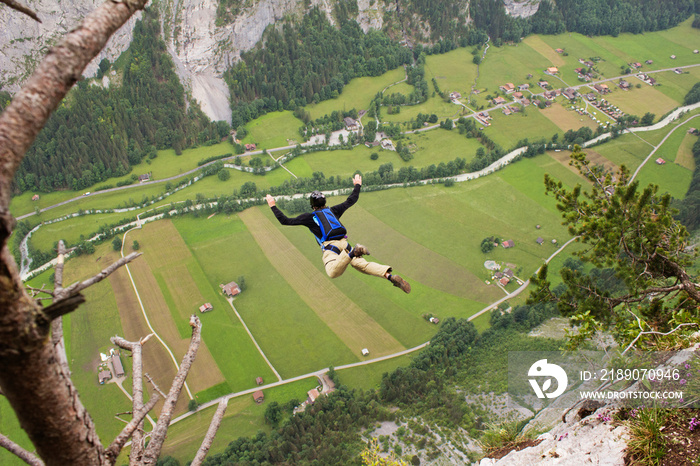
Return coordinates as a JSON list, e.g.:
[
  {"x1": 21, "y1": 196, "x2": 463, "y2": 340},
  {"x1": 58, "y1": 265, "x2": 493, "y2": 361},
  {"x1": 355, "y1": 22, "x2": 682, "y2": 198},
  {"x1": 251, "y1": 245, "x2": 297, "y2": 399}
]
[
  {"x1": 256, "y1": 376, "x2": 264, "y2": 385},
  {"x1": 253, "y1": 391, "x2": 264, "y2": 403},
  {"x1": 199, "y1": 303, "x2": 213, "y2": 313},
  {"x1": 502, "y1": 240, "x2": 515, "y2": 249},
  {"x1": 656, "y1": 158, "x2": 666, "y2": 165},
  {"x1": 307, "y1": 388, "x2": 320, "y2": 404},
  {"x1": 221, "y1": 281, "x2": 241, "y2": 297}
]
